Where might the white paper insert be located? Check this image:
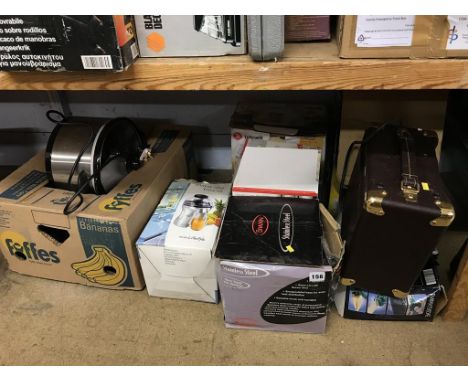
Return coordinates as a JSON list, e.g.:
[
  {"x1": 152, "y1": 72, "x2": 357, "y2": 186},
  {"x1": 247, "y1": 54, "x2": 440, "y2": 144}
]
[
  {"x1": 355, "y1": 16, "x2": 415, "y2": 48},
  {"x1": 233, "y1": 146, "x2": 320, "y2": 197},
  {"x1": 446, "y1": 16, "x2": 468, "y2": 50}
]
